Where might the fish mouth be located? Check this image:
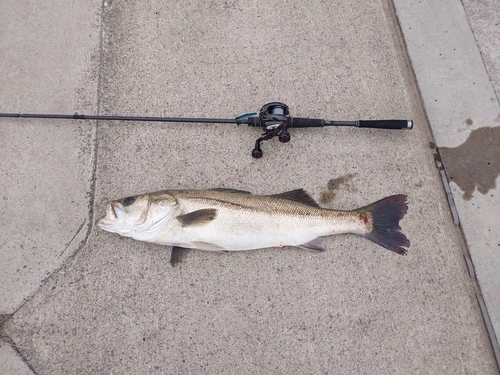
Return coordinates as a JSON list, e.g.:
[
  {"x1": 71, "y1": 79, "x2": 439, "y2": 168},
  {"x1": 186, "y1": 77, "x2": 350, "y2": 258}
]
[
  {"x1": 96, "y1": 202, "x2": 118, "y2": 228},
  {"x1": 108, "y1": 202, "x2": 119, "y2": 220}
]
